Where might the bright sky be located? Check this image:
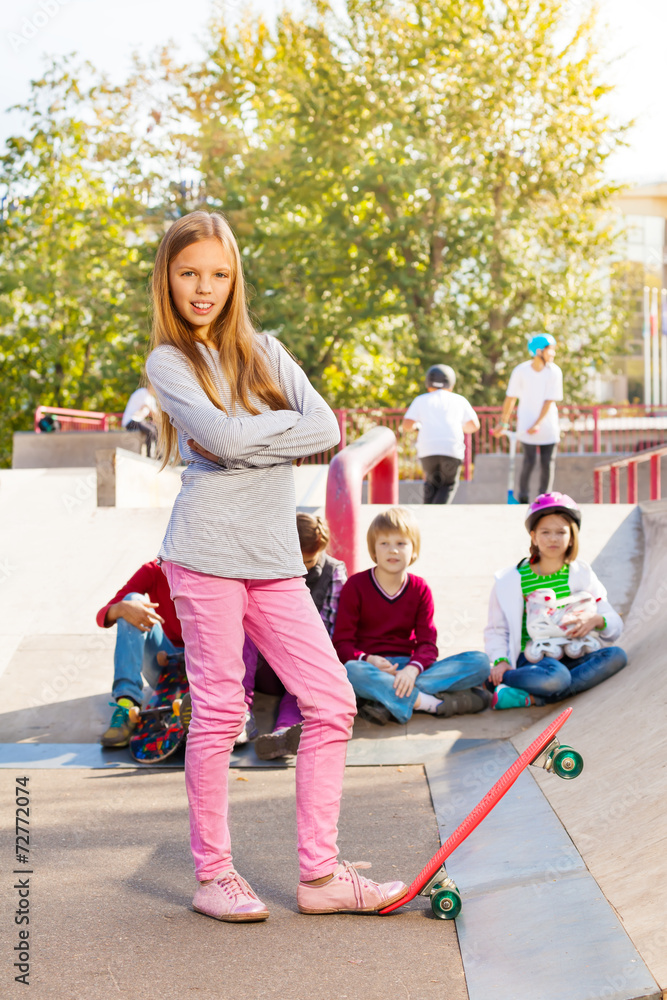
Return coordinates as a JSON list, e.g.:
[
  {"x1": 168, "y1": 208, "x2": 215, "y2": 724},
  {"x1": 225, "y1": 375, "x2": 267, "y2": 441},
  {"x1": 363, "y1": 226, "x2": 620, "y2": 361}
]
[{"x1": 0, "y1": 0, "x2": 666, "y2": 184}]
